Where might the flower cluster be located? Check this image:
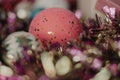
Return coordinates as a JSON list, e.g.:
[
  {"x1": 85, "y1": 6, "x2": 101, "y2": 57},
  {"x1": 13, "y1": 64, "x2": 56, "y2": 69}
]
[{"x1": 0, "y1": 5, "x2": 120, "y2": 80}]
